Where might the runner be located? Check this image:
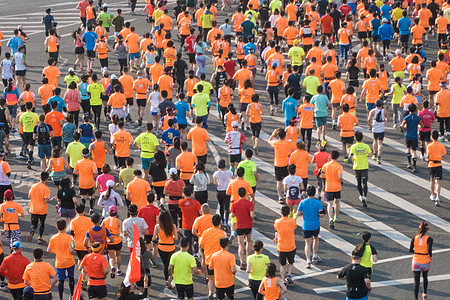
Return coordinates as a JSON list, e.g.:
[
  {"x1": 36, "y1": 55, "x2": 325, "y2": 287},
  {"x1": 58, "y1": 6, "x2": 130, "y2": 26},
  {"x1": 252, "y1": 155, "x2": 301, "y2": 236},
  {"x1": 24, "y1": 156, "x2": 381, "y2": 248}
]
[
  {"x1": 74, "y1": 148, "x2": 98, "y2": 213},
  {"x1": 321, "y1": 150, "x2": 343, "y2": 229},
  {"x1": 28, "y1": 172, "x2": 51, "y2": 244},
  {"x1": 23, "y1": 248, "x2": 58, "y2": 299},
  {"x1": 273, "y1": 205, "x2": 296, "y2": 285},
  {"x1": 401, "y1": 103, "x2": 422, "y2": 172},
  {"x1": 79, "y1": 242, "x2": 109, "y2": 300},
  {"x1": 0, "y1": 189, "x2": 24, "y2": 246},
  {"x1": 246, "y1": 240, "x2": 270, "y2": 300},
  {"x1": 258, "y1": 263, "x2": 288, "y2": 299},
  {"x1": 427, "y1": 130, "x2": 446, "y2": 206},
  {"x1": 100, "y1": 205, "x2": 123, "y2": 278},
  {"x1": 337, "y1": 104, "x2": 359, "y2": 161},
  {"x1": 349, "y1": 131, "x2": 373, "y2": 208},
  {"x1": 337, "y1": 249, "x2": 372, "y2": 300},
  {"x1": 134, "y1": 123, "x2": 159, "y2": 180},
  {"x1": 209, "y1": 237, "x2": 237, "y2": 300},
  {"x1": 0, "y1": 241, "x2": 30, "y2": 300},
  {"x1": 282, "y1": 164, "x2": 304, "y2": 218},
  {"x1": 410, "y1": 222, "x2": 433, "y2": 300},
  {"x1": 368, "y1": 99, "x2": 389, "y2": 164},
  {"x1": 355, "y1": 232, "x2": 378, "y2": 279}
]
